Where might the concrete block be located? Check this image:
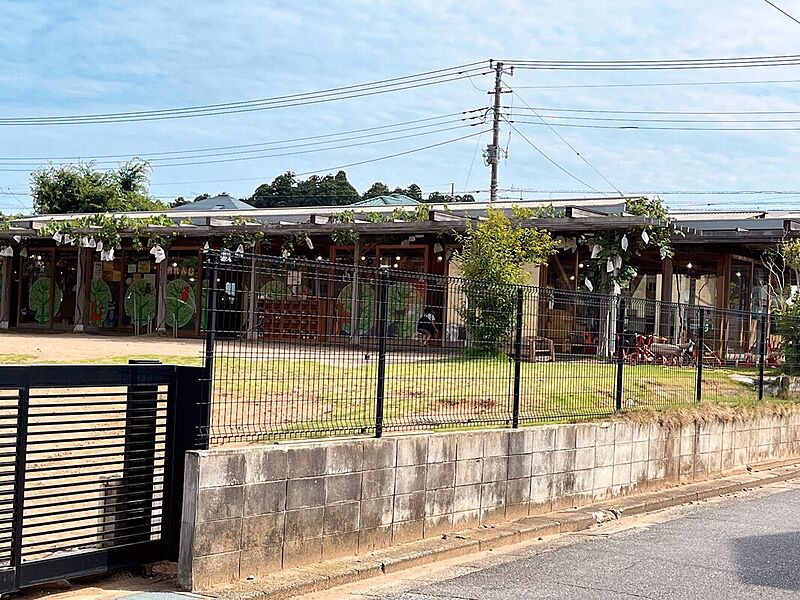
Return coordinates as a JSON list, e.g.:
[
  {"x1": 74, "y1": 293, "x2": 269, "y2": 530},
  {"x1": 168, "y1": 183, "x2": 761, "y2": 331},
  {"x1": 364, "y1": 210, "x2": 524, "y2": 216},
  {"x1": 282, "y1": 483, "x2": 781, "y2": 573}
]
[
  {"x1": 193, "y1": 518, "x2": 242, "y2": 556},
  {"x1": 241, "y1": 513, "x2": 285, "y2": 548},
  {"x1": 575, "y1": 424, "x2": 597, "y2": 448},
  {"x1": 480, "y1": 506, "x2": 507, "y2": 526},
  {"x1": 575, "y1": 447, "x2": 595, "y2": 471},
  {"x1": 453, "y1": 484, "x2": 481, "y2": 512},
  {"x1": 555, "y1": 426, "x2": 577, "y2": 450},
  {"x1": 243, "y1": 481, "x2": 286, "y2": 516},
  {"x1": 647, "y1": 459, "x2": 666, "y2": 481},
  {"x1": 530, "y1": 475, "x2": 552, "y2": 503},
  {"x1": 360, "y1": 496, "x2": 394, "y2": 529},
  {"x1": 323, "y1": 501, "x2": 360, "y2": 535},
  {"x1": 395, "y1": 464, "x2": 426, "y2": 494},
  {"x1": 392, "y1": 519, "x2": 424, "y2": 545},
  {"x1": 425, "y1": 488, "x2": 455, "y2": 516},
  {"x1": 505, "y1": 502, "x2": 529, "y2": 521},
  {"x1": 632, "y1": 423, "x2": 650, "y2": 444},
  {"x1": 326, "y1": 441, "x2": 364, "y2": 474},
  {"x1": 396, "y1": 436, "x2": 427, "y2": 466},
  {"x1": 283, "y1": 538, "x2": 322, "y2": 569},
  {"x1": 244, "y1": 448, "x2": 288, "y2": 484},
  {"x1": 424, "y1": 514, "x2": 453, "y2": 538},
  {"x1": 593, "y1": 465, "x2": 613, "y2": 491},
  {"x1": 595, "y1": 445, "x2": 617, "y2": 470},
  {"x1": 452, "y1": 509, "x2": 480, "y2": 530},
  {"x1": 456, "y1": 433, "x2": 484, "y2": 460},
  {"x1": 426, "y1": 462, "x2": 456, "y2": 490},
  {"x1": 614, "y1": 422, "x2": 633, "y2": 444},
  {"x1": 631, "y1": 440, "x2": 649, "y2": 463},
  {"x1": 508, "y1": 429, "x2": 533, "y2": 454},
  {"x1": 322, "y1": 531, "x2": 359, "y2": 561},
  {"x1": 287, "y1": 446, "x2": 327, "y2": 478},
  {"x1": 284, "y1": 506, "x2": 324, "y2": 541},
  {"x1": 721, "y1": 448, "x2": 735, "y2": 471},
  {"x1": 197, "y1": 486, "x2": 243, "y2": 523},
  {"x1": 325, "y1": 472, "x2": 362, "y2": 504},
  {"x1": 530, "y1": 427, "x2": 556, "y2": 452},
  {"x1": 456, "y1": 459, "x2": 483, "y2": 485},
  {"x1": 190, "y1": 551, "x2": 240, "y2": 590},
  {"x1": 612, "y1": 462, "x2": 632, "y2": 487},
  {"x1": 428, "y1": 435, "x2": 457, "y2": 463},
  {"x1": 595, "y1": 423, "x2": 615, "y2": 445},
  {"x1": 483, "y1": 430, "x2": 510, "y2": 457},
  {"x1": 362, "y1": 468, "x2": 395, "y2": 499},
  {"x1": 286, "y1": 476, "x2": 325, "y2": 509},
  {"x1": 508, "y1": 453, "x2": 532, "y2": 479},
  {"x1": 198, "y1": 453, "x2": 245, "y2": 488},
  {"x1": 531, "y1": 451, "x2": 553, "y2": 476},
  {"x1": 239, "y1": 545, "x2": 282, "y2": 579},
  {"x1": 614, "y1": 442, "x2": 632, "y2": 465},
  {"x1": 393, "y1": 491, "x2": 426, "y2": 522},
  {"x1": 506, "y1": 477, "x2": 531, "y2": 505},
  {"x1": 552, "y1": 450, "x2": 576, "y2": 474},
  {"x1": 573, "y1": 469, "x2": 593, "y2": 493},
  {"x1": 482, "y1": 456, "x2": 508, "y2": 483},
  {"x1": 358, "y1": 525, "x2": 392, "y2": 552},
  {"x1": 551, "y1": 472, "x2": 576, "y2": 498},
  {"x1": 363, "y1": 438, "x2": 397, "y2": 470},
  {"x1": 631, "y1": 461, "x2": 648, "y2": 486},
  {"x1": 480, "y1": 481, "x2": 506, "y2": 509}
]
